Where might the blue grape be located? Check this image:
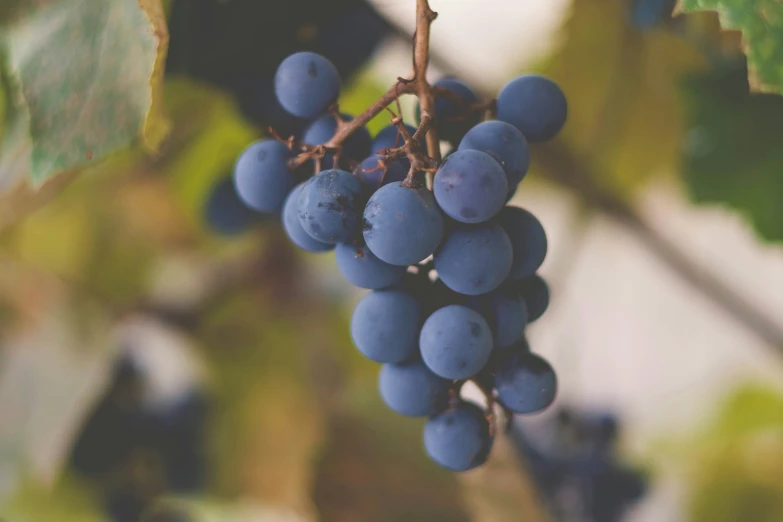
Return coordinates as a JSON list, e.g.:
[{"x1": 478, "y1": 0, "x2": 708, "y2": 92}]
[
  {"x1": 458, "y1": 120, "x2": 530, "y2": 187},
  {"x1": 303, "y1": 113, "x2": 372, "y2": 164},
  {"x1": 423, "y1": 402, "x2": 493, "y2": 471},
  {"x1": 233, "y1": 140, "x2": 295, "y2": 213},
  {"x1": 433, "y1": 149, "x2": 508, "y2": 224},
  {"x1": 469, "y1": 287, "x2": 528, "y2": 349},
  {"x1": 494, "y1": 350, "x2": 557, "y2": 414},
  {"x1": 630, "y1": 0, "x2": 677, "y2": 29},
  {"x1": 515, "y1": 275, "x2": 550, "y2": 322},
  {"x1": 497, "y1": 75, "x2": 567, "y2": 142},
  {"x1": 356, "y1": 154, "x2": 408, "y2": 194},
  {"x1": 434, "y1": 222, "x2": 513, "y2": 296},
  {"x1": 372, "y1": 124, "x2": 418, "y2": 152},
  {"x1": 378, "y1": 360, "x2": 451, "y2": 417},
  {"x1": 428, "y1": 78, "x2": 480, "y2": 143},
  {"x1": 363, "y1": 182, "x2": 444, "y2": 266},
  {"x1": 281, "y1": 184, "x2": 334, "y2": 252},
  {"x1": 204, "y1": 177, "x2": 262, "y2": 236},
  {"x1": 419, "y1": 305, "x2": 493, "y2": 379},
  {"x1": 350, "y1": 289, "x2": 422, "y2": 363},
  {"x1": 274, "y1": 52, "x2": 341, "y2": 119},
  {"x1": 335, "y1": 242, "x2": 406, "y2": 289},
  {"x1": 498, "y1": 206, "x2": 547, "y2": 280},
  {"x1": 297, "y1": 169, "x2": 364, "y2": 243}
]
